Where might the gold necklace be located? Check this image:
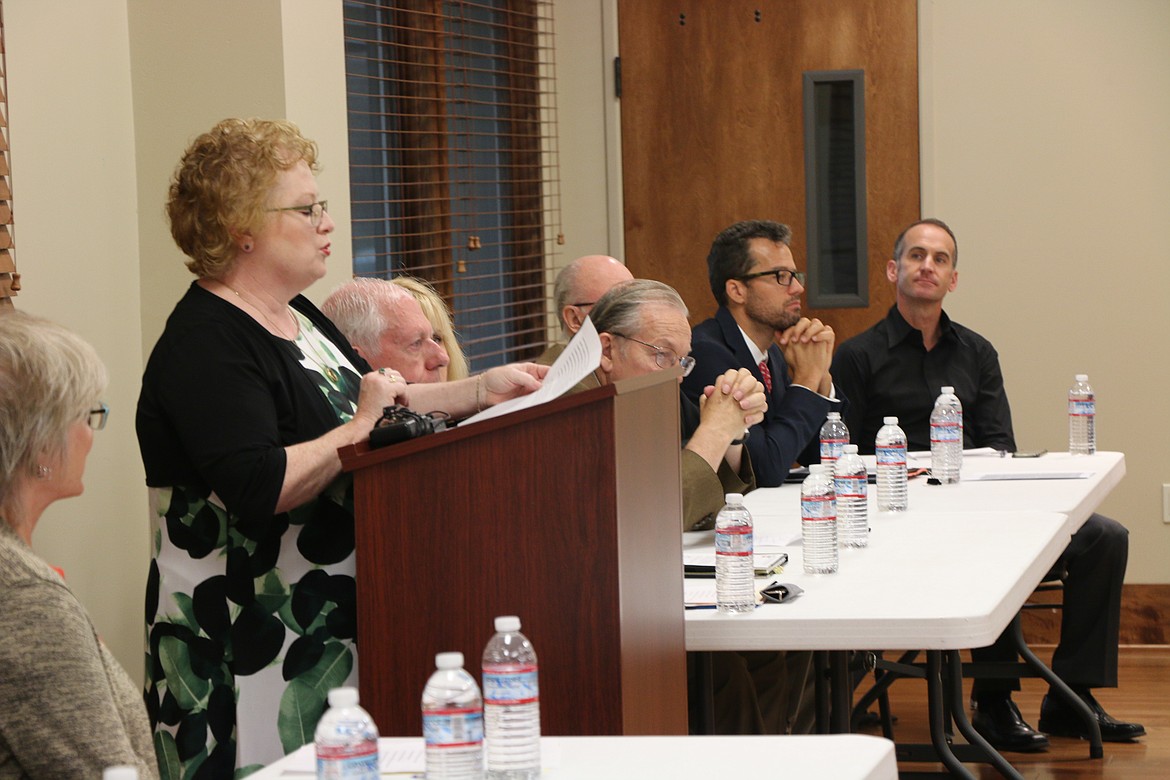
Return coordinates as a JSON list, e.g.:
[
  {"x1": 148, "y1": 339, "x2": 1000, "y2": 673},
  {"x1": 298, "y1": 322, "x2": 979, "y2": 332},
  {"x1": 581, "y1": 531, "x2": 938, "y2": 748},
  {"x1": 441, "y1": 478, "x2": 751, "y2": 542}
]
[{"x1": 221, "y1": 282, "x2": 298, "y2": 341}]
